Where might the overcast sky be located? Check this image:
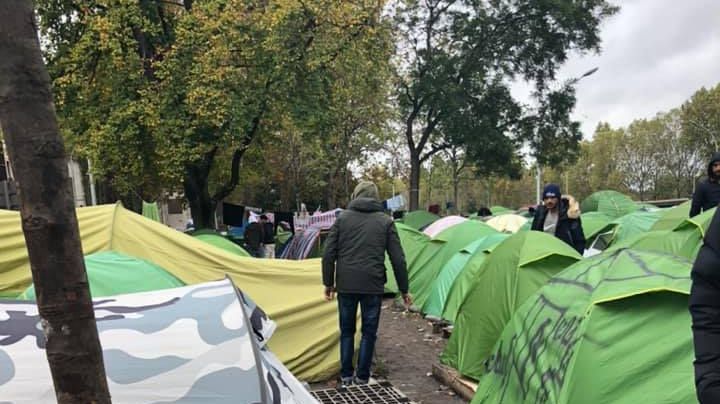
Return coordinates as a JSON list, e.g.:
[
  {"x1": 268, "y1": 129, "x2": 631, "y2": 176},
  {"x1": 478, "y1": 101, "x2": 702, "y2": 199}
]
[{"x1": 513, "y1": 0, "x2": 720, "y2": 139}]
